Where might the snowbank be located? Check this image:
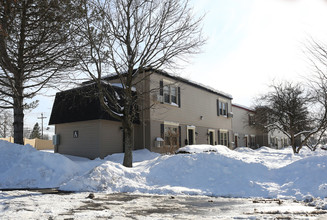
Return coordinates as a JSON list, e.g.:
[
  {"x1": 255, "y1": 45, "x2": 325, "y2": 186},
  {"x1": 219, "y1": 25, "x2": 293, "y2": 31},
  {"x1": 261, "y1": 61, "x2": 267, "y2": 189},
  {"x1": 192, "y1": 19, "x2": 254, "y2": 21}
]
[
  {"x1": 0, "y1": 140, "x2": 83, "y2": 189},
  {"x1": 61, "y1": 145, "x2": 327, "y2": 200},
  {"x1": 1, "y1": 140, "x2": 327, "y2": 202}
]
